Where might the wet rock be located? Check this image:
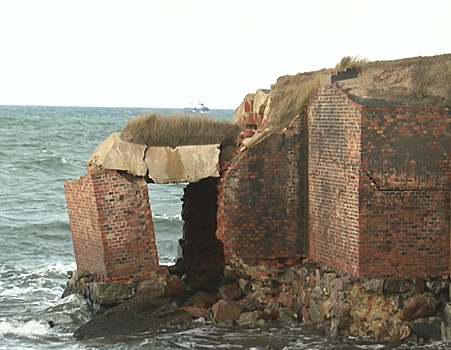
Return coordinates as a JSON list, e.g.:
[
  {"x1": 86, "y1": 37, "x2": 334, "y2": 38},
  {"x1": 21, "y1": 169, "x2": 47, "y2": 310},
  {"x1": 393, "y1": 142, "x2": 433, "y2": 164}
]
[
  {"x1": 369, "y1": 319, "x2": 411, "y2": 341},
  {"x1": 311, "y1": 286, "x2": 323, "y2": 300},
  {"x1": 384, "y1": 277, "x2": 411, "y2": 294},
  {"x1": 273, "y1": 268, "x2": 296, "y2": 284},
  {"x1": 410, "y1": 277, "x2": 426, "y2": 293},
  {"x1": 62, "y1": 269, "x2": 94, "y2": 298},
  {"x1": 86, "y1": 282, "x2": 133, "y2": 306},
  {"x1": 398, "y1": 294, "x2": 438, "y2": 321},
  {"x1": 237, "y1": 311, "x2": 270, "y2": 325},
  {"x1": 276, "y1": 293, "x2": 294, "y2": 308},
  {"x1": 291, "y1": 278, "x2": 305, "y2": 296},
  {"x1": 410, "y1": 322, "x2": 441, "y2": 341},
  {"x1": 441, "y1": 322, "x2": 451, "y2": 341},
  {"x1": 278, "y1": 307, "x2": 299, "y2": 325},
  {"x1": 211, "y1": 299, "x2": 243, "y2": 322},
  {"x1": 300, "y1": 289, "x2": 310, "y2": 306},
  {"x1": 241, "y1": 297, "x2": 265, "y2": 312},
  {"x1": 308, "y1": 299, "x2": 322, "y2": 324},
  {"x1": 328, "y1": 278, "x2": 344, "y2": 294},
  {"x1": 443, "y1": 303, "x2": 451, "y2": 325},
  {"x1": 219, "y1": 282, "x2": 242, "y2": 300},
  {"x1": 363, "y1": 278, "x2": 384, "y2": 294},
  {"x1": 426, "y1": 279, "x2": 448, "y2": 295},
  {"x1": 166, "y1": 274, "x2": 183, "y2": 296},
  {"x1": 136, "y1": 279, "x2": 167, "y2": 299},
  {"x1": 184, "y1": 291, "x2": 218, "y2": 309},
  {"x1": 224, "y1": 265, "x2": 250, "y2": 281},
  {"x1": 73, "y1": 296, "x2": 192, "y2": 340},
  {"x1": 322, "y1": 299, "x2": 332, "y2": 318},
  {"x1": 180, "y1": 306, "x2": 209, "y2": 319}
]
